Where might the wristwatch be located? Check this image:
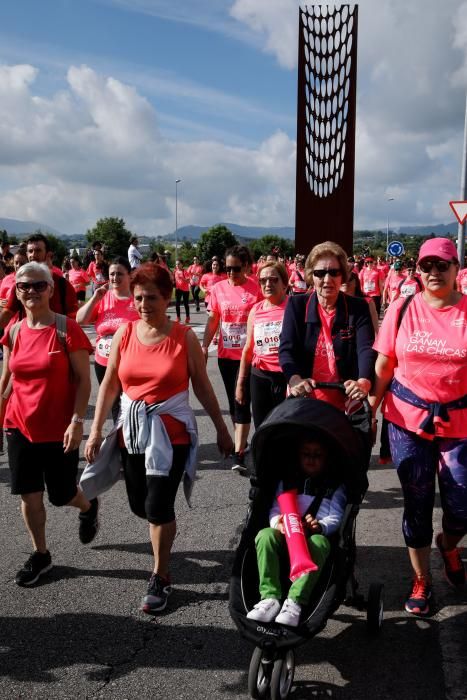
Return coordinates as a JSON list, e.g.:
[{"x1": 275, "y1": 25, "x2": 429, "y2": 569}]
[{"x1": 71, "y1": 416, "x2": 85, "y2": 424}]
